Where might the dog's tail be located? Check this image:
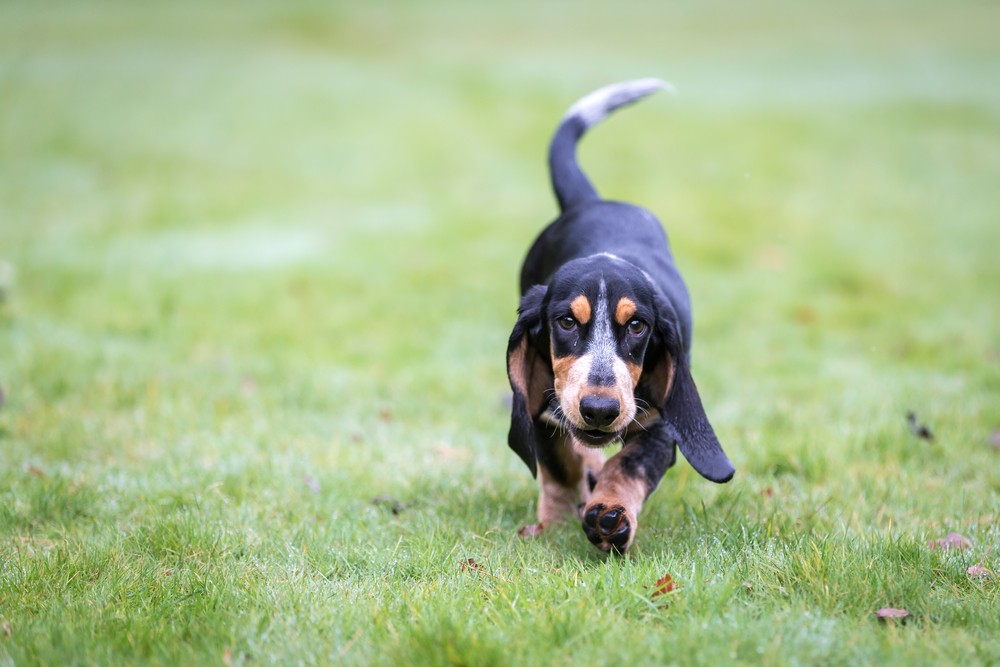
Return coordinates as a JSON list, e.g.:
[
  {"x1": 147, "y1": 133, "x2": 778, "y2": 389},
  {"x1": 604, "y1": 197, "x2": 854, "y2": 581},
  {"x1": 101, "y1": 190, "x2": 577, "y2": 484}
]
[{"x1": 548, "y1": 78, "x2": 672, "y2": 212}]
